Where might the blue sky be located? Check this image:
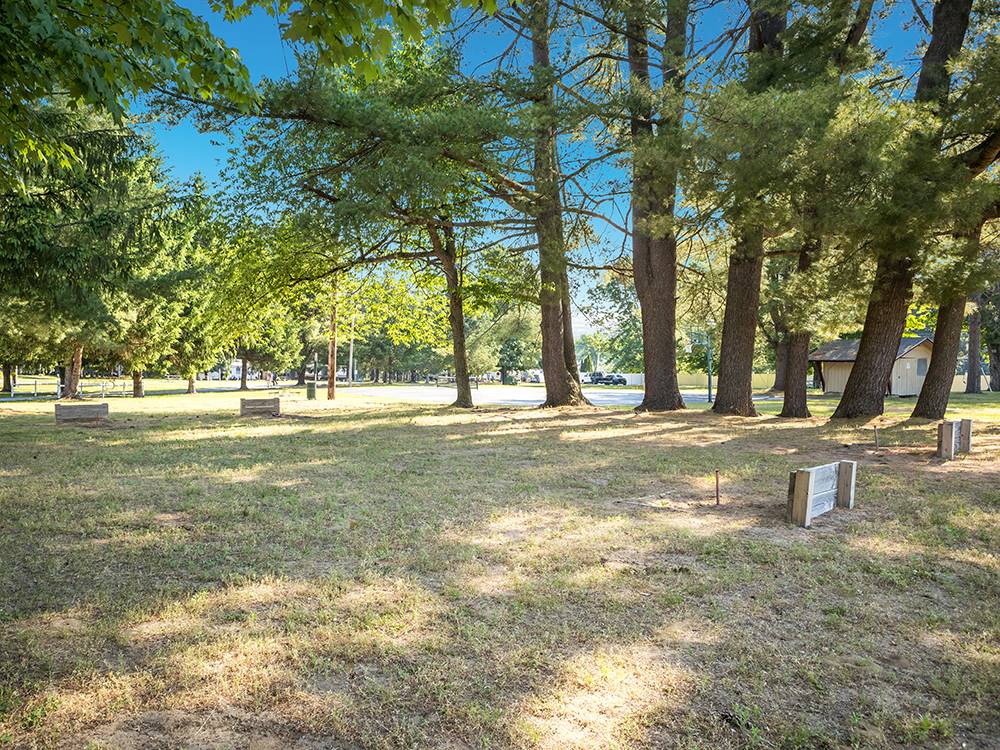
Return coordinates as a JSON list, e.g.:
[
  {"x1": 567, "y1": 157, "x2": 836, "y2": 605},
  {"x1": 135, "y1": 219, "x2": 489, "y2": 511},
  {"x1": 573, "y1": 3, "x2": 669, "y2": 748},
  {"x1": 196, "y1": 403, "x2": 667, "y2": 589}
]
[
  {"x1": 151, "y1": 1, "x2": 925, "y2": 188},
  {"x1": 145, "y1": 1, "x2": 290, "y2": 184}
]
